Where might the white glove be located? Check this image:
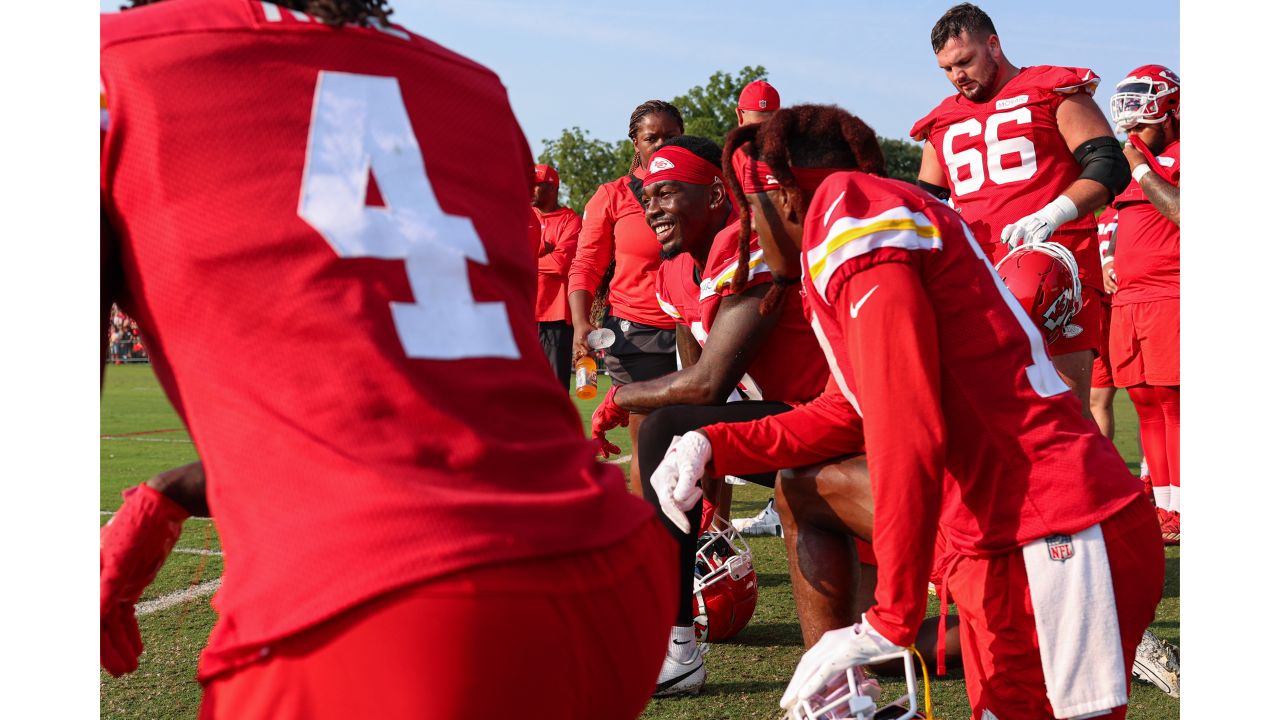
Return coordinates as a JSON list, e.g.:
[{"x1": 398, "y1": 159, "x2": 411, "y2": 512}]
[
  {"x1": 649, "y1": 433, "x2": 712, "y2": 534},
  {"x1": 779, "y1": 614, "x2": 906, "y2": 712},
  {"x1": 1000, "y1": 194, "x2": 1078, "y2": 248}
]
